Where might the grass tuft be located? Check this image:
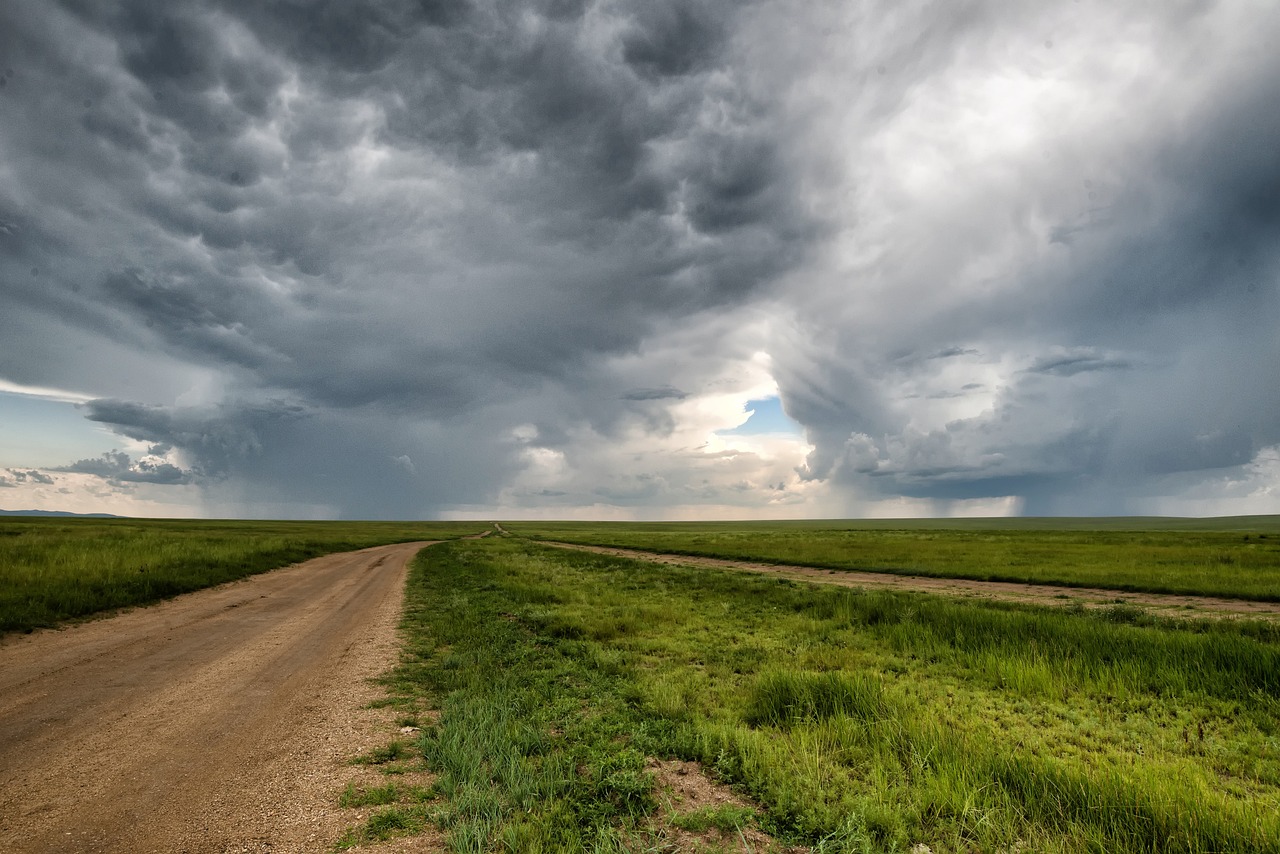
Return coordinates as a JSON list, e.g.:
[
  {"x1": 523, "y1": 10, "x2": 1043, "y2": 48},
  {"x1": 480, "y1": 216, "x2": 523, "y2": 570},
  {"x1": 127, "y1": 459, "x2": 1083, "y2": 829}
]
[
  {"x1": 352, "y1": 740, "x2": 413, "y2": 765},
  {"x1": 745, "y1": 670, "x2": 888, "y2": 729}
]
